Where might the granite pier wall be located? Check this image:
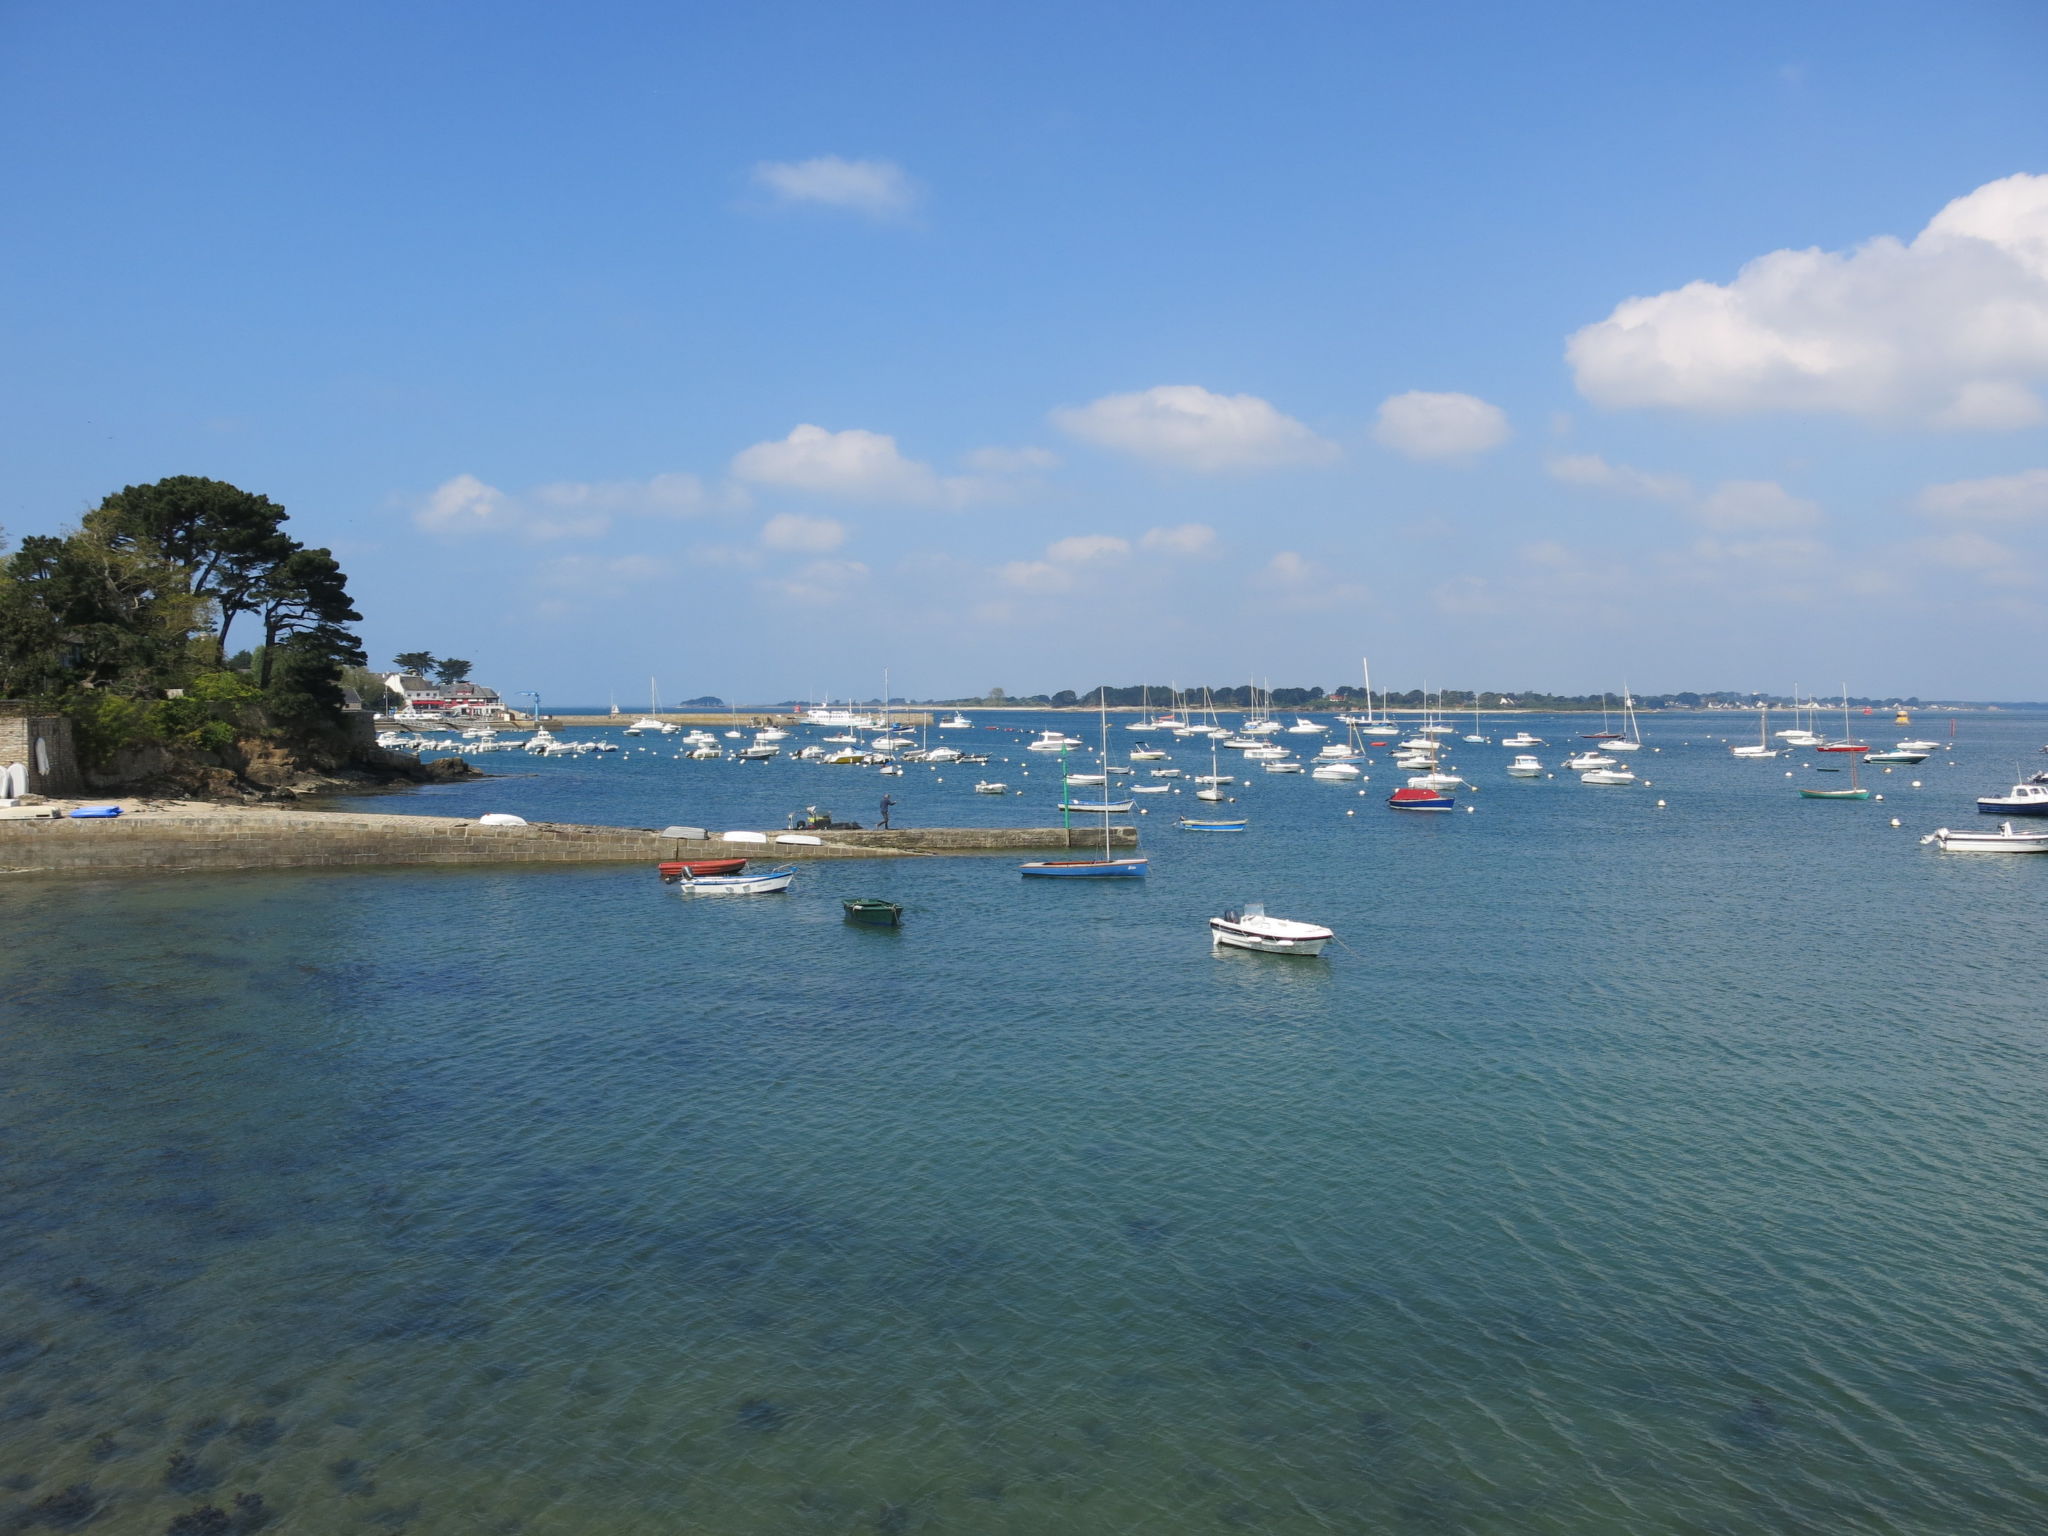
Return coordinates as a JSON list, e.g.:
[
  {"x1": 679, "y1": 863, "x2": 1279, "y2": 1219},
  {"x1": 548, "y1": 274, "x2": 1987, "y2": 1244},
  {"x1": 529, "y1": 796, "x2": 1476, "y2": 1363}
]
[{"x1": 0, "y1": 813, "x2": 1136, "y2": 877}]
